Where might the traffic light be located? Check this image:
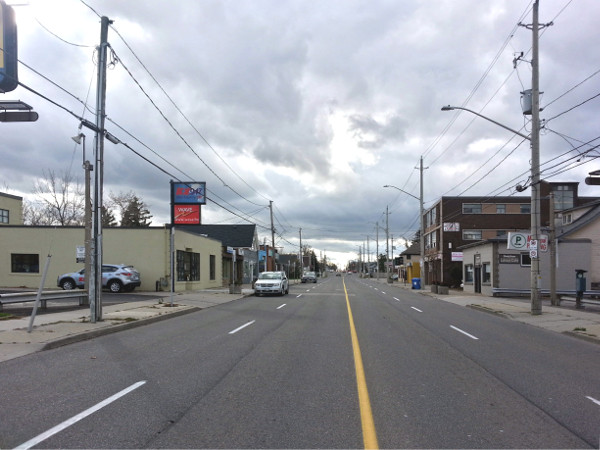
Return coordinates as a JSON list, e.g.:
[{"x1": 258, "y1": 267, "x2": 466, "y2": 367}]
[
  {"x1": 585, "y1": 177, "x2": 600, "y2": 185},
  {"x1": 0, "y1": 0, "x2": 17, "y2": 93}
]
